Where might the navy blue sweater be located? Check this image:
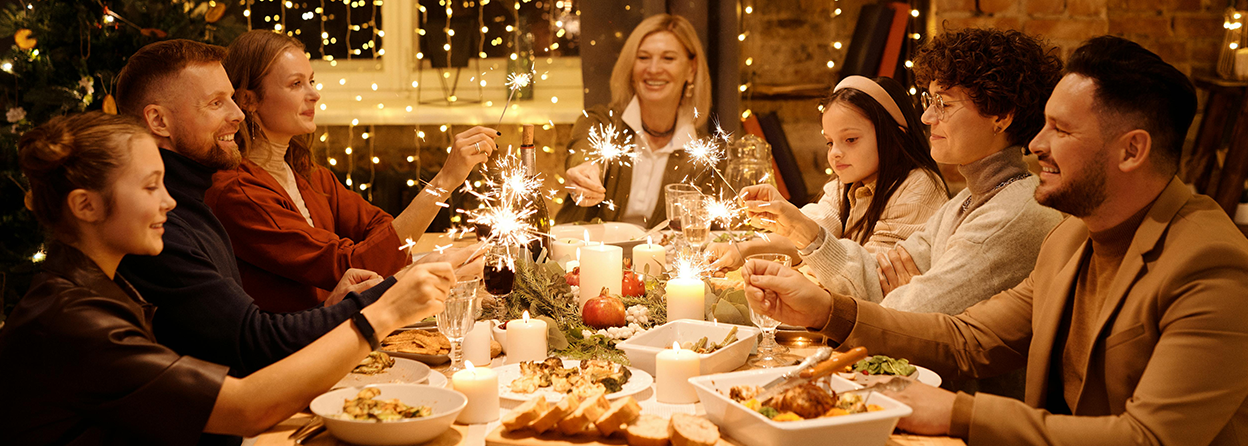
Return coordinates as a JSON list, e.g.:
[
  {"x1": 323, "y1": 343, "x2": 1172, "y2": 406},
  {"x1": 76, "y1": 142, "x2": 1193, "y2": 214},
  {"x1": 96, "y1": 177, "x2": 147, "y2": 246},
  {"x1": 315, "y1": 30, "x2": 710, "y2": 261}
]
[{"x1": 119, "y1": 149, "x2": 394, "y2": 377}]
